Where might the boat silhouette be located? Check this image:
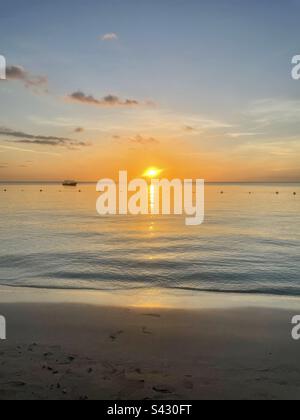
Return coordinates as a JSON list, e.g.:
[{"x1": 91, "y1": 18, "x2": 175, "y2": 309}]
[{"x1": 62, "y1": 180, "x2": 77, "y2": 187}]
